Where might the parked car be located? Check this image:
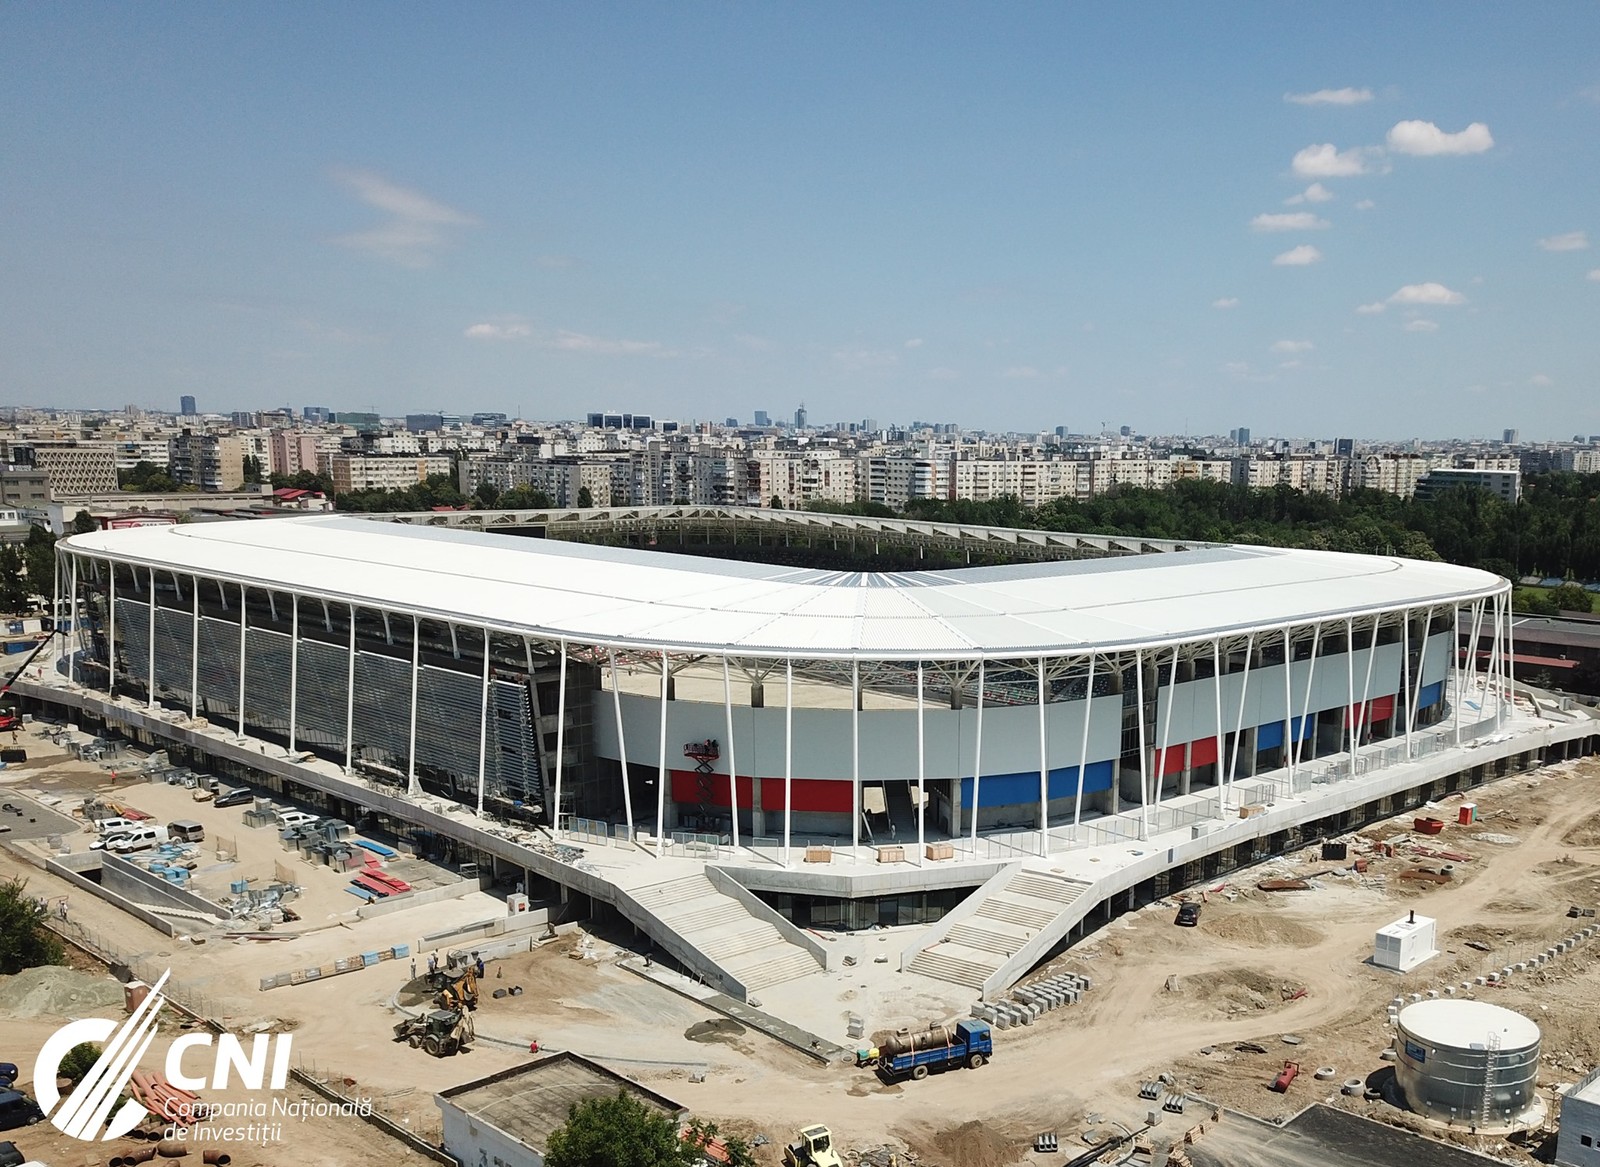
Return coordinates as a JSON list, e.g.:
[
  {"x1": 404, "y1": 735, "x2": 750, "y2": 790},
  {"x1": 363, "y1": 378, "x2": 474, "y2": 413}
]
[
  {"x1": 1175, "y1": 901, "x2": 1202, "y2": 927},
  {"x1": 212, "y1": 787, "x2": 253, "y2": 808},
  {"x1": 0, "y1": 1139, "x2": 23, "y2": 1167},
  {"x1": 0, "y1": 1063, "x2": 16, "y2": 1088},
  {"x1": 274, "y1": 810, "x2": 319, "y2": 830},
  {"x1": 89, "y1": 831, "x2": 132, "y2": 851},
  {"x1": 0, "y1": 1090, "x2": 42, "y2": 1131},
  {"x1": 107, "y1": 825, "x2": 169, "y2": 854},
  {"x1": 92, "y1": 816, "x2": 140, "y2": 836},
  {"x1": 166, "y1": 820, "x2": 205, "y2": 844}
]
